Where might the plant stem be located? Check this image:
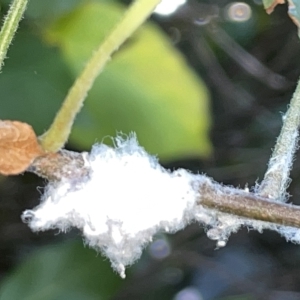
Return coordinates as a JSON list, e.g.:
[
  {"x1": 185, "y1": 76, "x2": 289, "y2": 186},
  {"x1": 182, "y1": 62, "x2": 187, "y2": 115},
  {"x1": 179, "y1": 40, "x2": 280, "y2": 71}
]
[
  {"x1": 40, "y1": 0, "x2": 162, "y2": 152},
  {"x1": 258, "y1": 79, "x2": 300, "y2": 200},
  {"x1": 200, "y1": 182, "x2": 300, "y2": 228},
  {"x1": 0, "y1": 0, "x2": 28, "y2": 70},
  {"x1": 27, "y1": 148, "x2": 300, "y2": 229},
  {"x1": 28, "y1": 150, "x2": 89, "y2": 181}
]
